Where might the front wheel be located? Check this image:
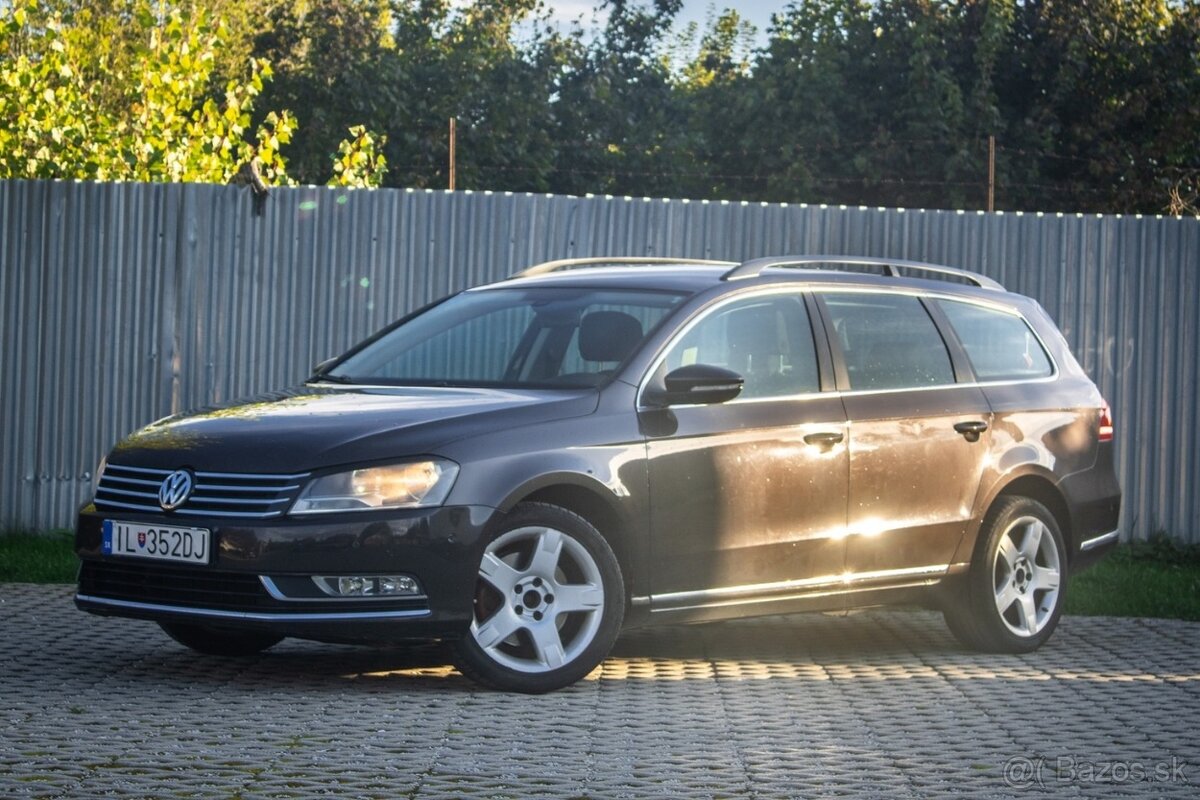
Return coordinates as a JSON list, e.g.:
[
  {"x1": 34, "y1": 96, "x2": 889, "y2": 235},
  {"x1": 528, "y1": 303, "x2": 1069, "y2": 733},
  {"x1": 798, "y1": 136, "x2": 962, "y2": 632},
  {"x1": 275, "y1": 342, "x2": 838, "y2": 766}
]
[
  {"x1": 452, "y1": 503, "x2": 624, "y2": 693},
  {"x1": 943, "y1": 496, "x2": 1067, "y2": 653},
  {"x1": 159, "y1": 622, "x2": 284, "y2": 656}
]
